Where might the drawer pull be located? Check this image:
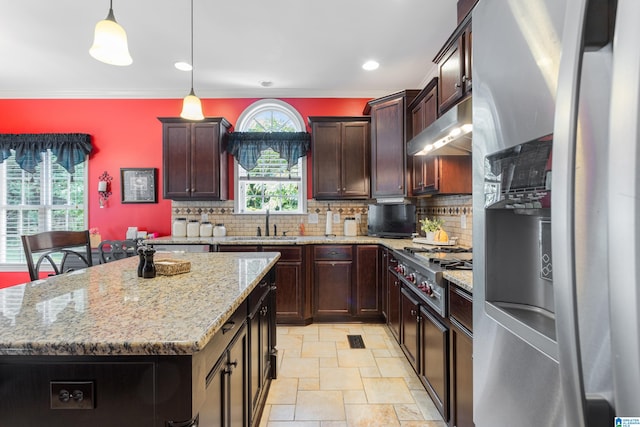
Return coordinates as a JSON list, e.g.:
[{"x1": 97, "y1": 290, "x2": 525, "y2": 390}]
[{"x1": 222, "y1": 321, "x2": 236, "y2": 334}]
